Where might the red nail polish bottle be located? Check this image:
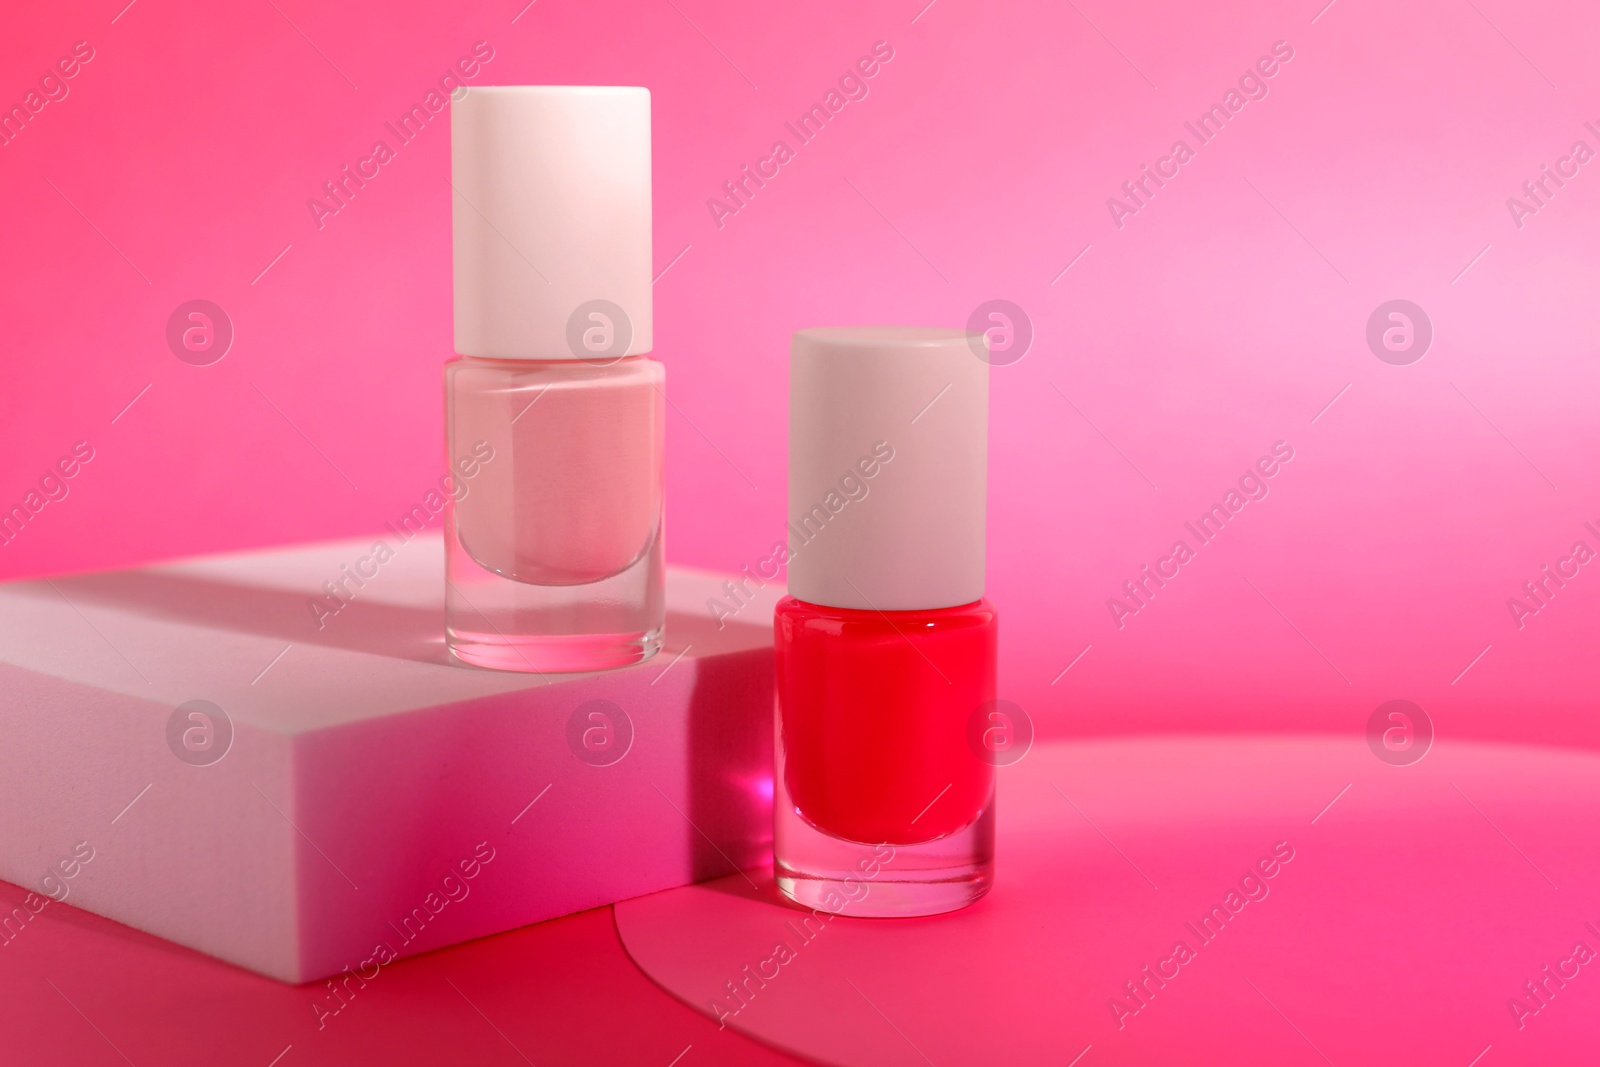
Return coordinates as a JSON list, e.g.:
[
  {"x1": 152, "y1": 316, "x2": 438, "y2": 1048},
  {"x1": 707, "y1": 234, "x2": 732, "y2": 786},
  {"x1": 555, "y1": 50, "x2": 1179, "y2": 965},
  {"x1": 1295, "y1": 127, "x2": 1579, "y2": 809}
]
[{"x1": 774, "y1": 327, "x2": 996, "y2": 916}]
